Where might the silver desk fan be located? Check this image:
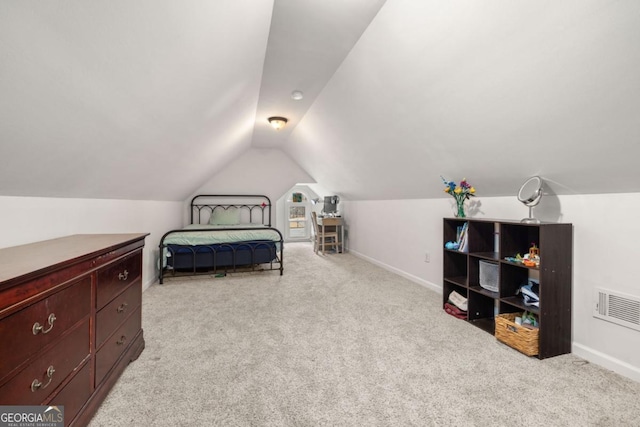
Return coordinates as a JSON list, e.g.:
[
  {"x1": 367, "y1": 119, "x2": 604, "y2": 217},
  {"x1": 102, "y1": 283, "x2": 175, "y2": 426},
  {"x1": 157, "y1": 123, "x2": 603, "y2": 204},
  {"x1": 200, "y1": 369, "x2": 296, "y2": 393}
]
[{"x1": 518, "y1": 176, "x2": 543, "y2": 223}]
